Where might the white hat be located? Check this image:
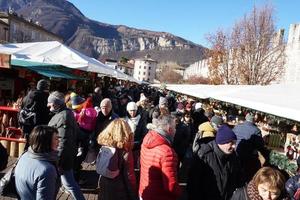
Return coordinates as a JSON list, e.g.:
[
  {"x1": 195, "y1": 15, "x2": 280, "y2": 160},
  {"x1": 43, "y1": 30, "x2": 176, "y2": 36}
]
[
  {"x1": 195, "y1": 102, "x2": 202, "y2": 110},
  {"x1": 126, "y1": 102, "x2": 138, "y2": 111}
]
